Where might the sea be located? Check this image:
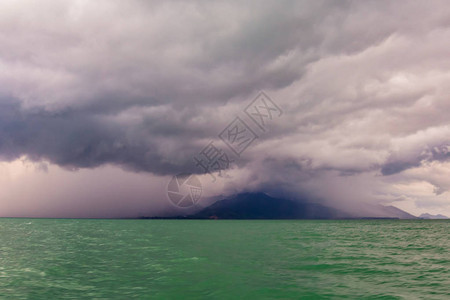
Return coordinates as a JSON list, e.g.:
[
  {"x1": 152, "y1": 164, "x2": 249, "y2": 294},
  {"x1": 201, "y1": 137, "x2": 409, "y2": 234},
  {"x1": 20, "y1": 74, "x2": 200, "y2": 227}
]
[{"x1": 0, "y1": 219, "x2": 448, "y2": 299}]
